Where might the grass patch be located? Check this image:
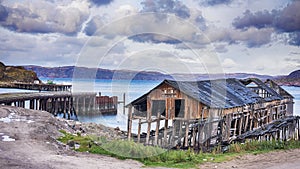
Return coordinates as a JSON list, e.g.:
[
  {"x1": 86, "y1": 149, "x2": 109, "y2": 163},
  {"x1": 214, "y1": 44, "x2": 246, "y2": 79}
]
[
  {"x1": 228, "y1": 139, "x2": 300, "y2": 155},
  {"x1": 57, "y1": 130, "x2": 300, "y2": 168}
]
